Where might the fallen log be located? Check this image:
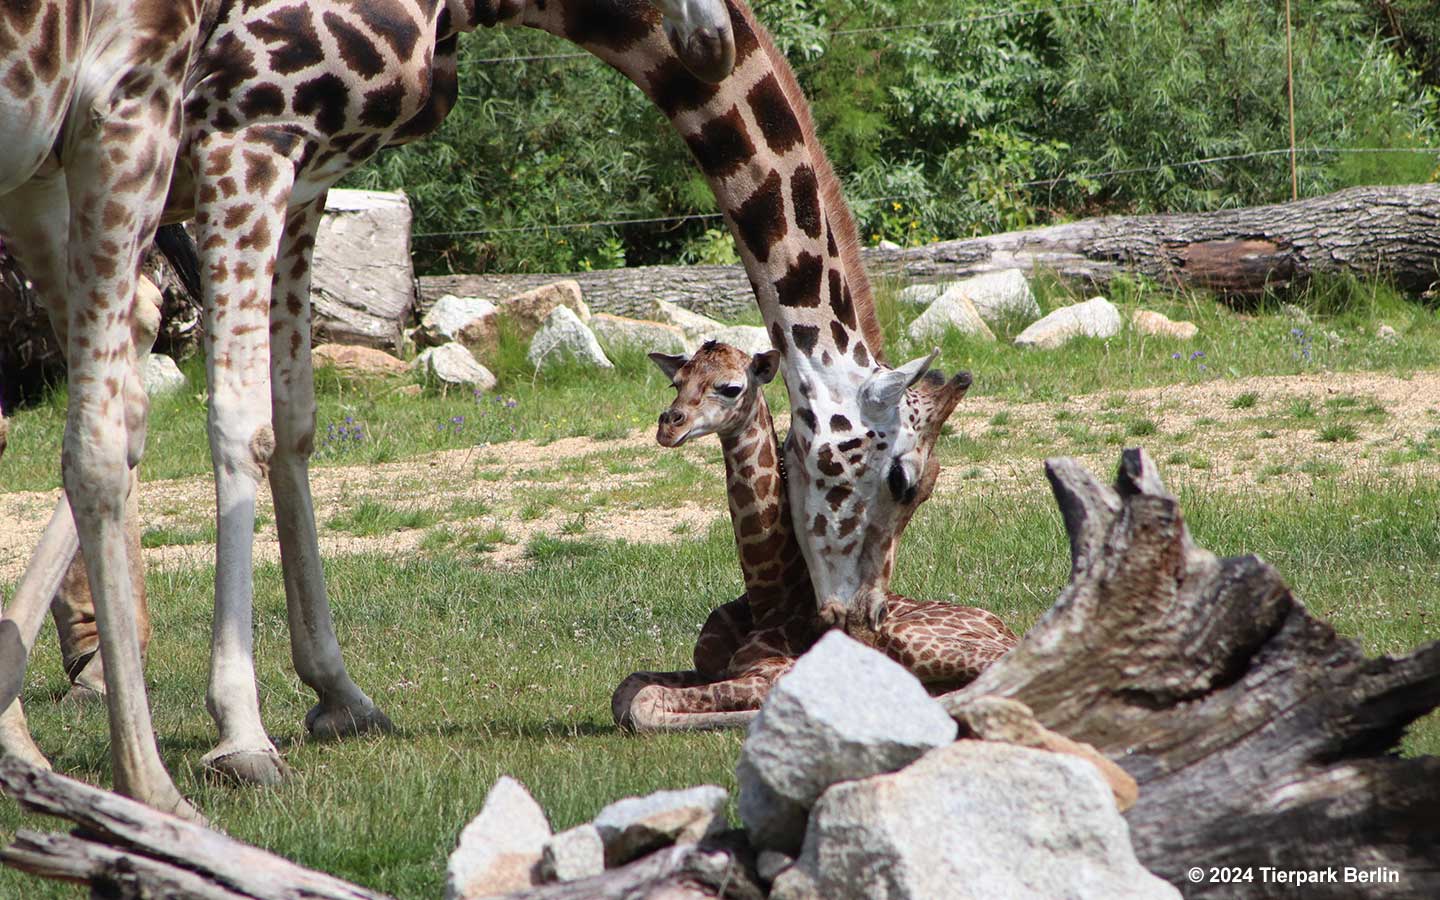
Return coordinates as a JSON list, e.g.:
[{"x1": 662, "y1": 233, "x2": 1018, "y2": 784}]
[
  {"x1": 420, "y1": 183, "x2": 1440, "y2": 319},
  {"x1": 502, "y1": 833, "x2": 764, "y2": 900},
  {"x1": 0, "y1": 758, "x2": 765, "y2": 900},
  {"x1": 0, "y1": 757, "x2": 392, "y2": 900},
  {"x1": 944, "y1": 448, "x2": 1440, "y2": 897}
]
